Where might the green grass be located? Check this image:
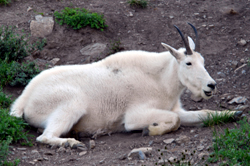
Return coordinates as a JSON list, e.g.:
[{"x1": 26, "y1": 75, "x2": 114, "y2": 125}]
[
  {"x1": 0, "y1": 89, "x2": 33, "y2": 165},
  {"x1": 54, "y1": 7, "x2": 108, "y2": 31},
  {"x1": 0, "y1": 25, "x2": 45, "y2": 165},
  {"x1": 208, "y1": 118, "x2": 250, "y2": 166},
  {"x1": 201, "y1": 111, "x2": 236, "y2": 127},
  {"x1": 108, "y1": 40, "x2": 123, "y2": 55},
  {"x1": 128, "y1": 0, "x2": 148, "y2": 8},
  {"x1": 0, "y1": 0, "x2": 11, "y2": 5}
]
